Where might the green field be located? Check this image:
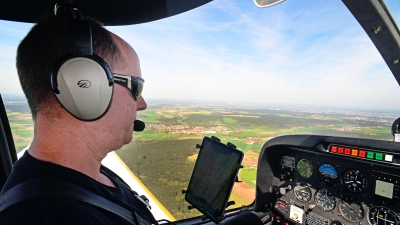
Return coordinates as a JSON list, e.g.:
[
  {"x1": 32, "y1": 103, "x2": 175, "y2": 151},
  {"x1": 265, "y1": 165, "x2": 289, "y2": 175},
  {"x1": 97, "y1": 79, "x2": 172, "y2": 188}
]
[
  {"x1": 5, "y1": 106, "x2": 34, "y2": 152},
  {"x1": 5, "y1": 101, "x2": 397, "y2": 220},
  {"x1": 240, "y1": 169, "x2": 257, "y2": 188}
]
